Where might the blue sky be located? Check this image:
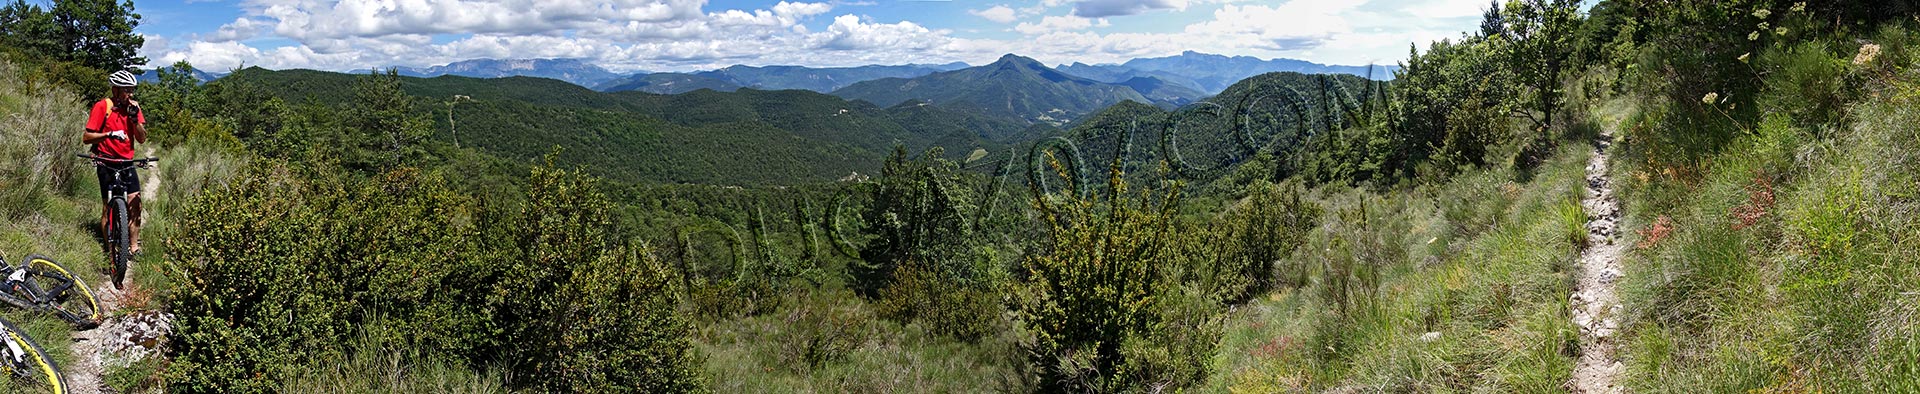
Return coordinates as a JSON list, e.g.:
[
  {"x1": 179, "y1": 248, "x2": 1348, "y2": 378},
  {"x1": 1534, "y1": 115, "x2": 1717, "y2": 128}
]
[{"x1": 119, "y1": 0, "x2": 1554, "y2": 73}]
